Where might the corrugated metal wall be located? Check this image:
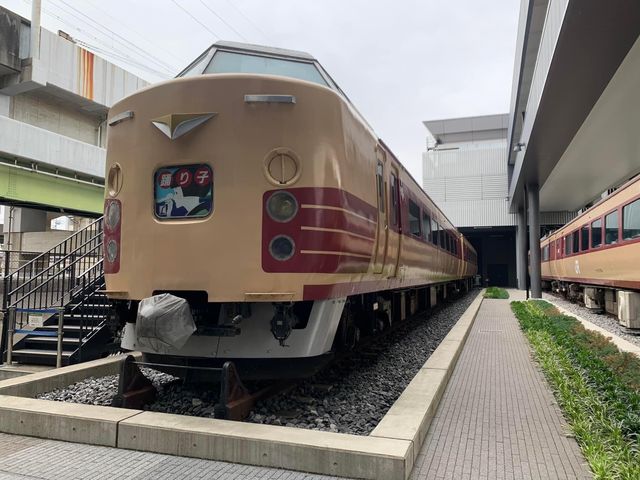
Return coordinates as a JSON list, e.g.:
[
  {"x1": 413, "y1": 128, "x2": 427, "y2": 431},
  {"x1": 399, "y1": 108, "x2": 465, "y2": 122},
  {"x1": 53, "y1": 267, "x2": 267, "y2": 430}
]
[
  {"x1": 423, "y1": 140, "x2": 514, "y2": 227},
  {"x1": 423, "y1": 139, "x2": 575, "y2": 228}
]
